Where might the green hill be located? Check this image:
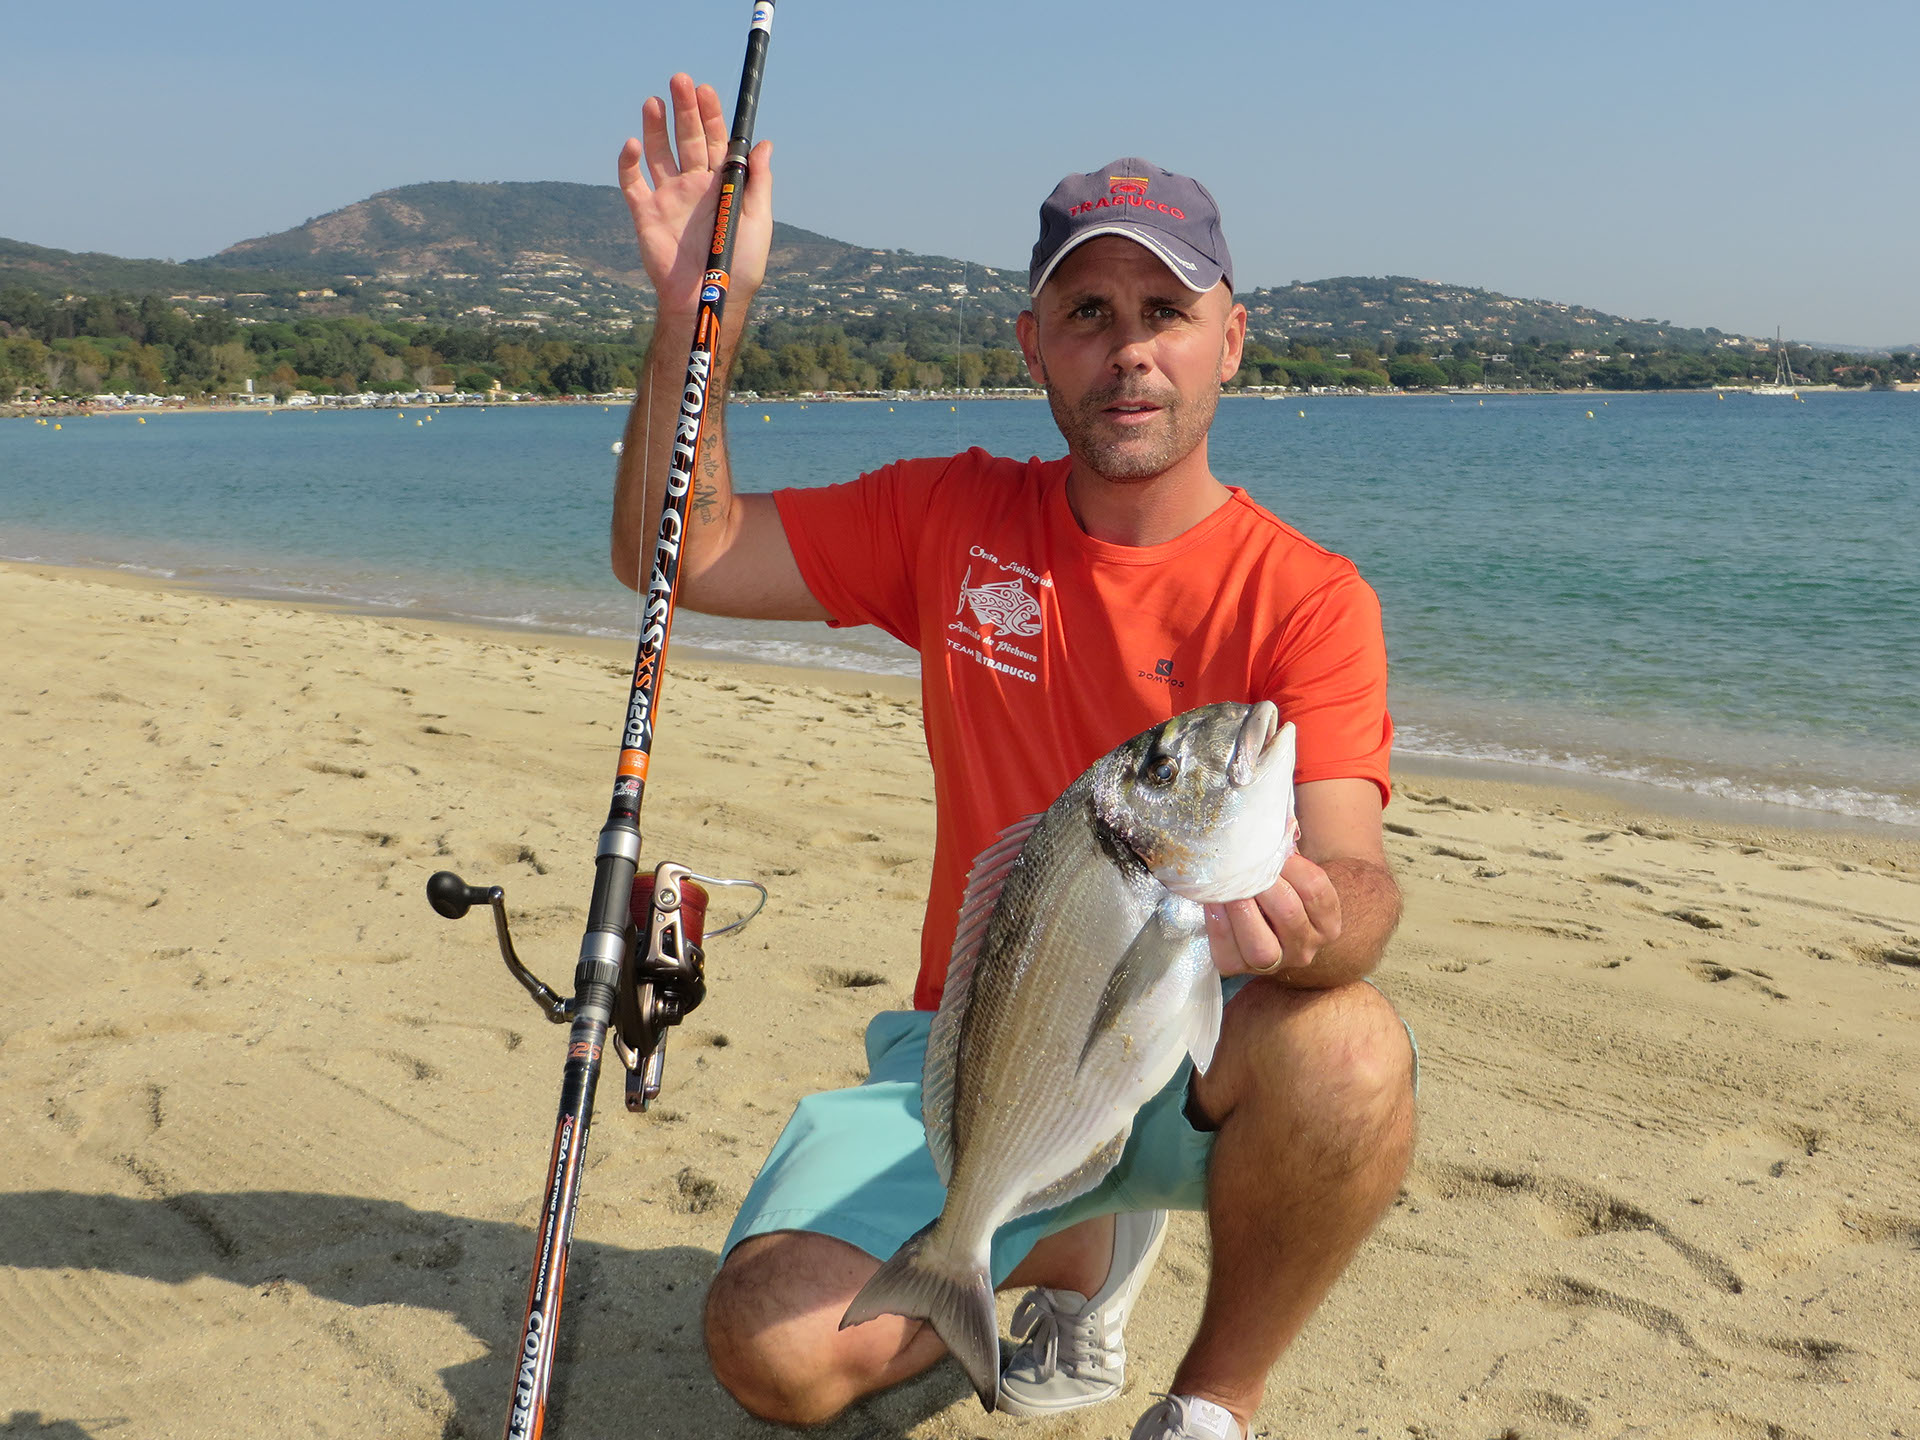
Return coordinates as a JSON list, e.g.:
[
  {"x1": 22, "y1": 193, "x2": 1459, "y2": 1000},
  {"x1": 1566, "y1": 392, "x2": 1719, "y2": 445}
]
[
  {"x1": 0, "y1": 180, "x2": 1816, "y2": 358},
  {"x1": 194, "y1": 180, "x2": 1029, "y2": 333},
  {"x1": 0, "y1": 237, "x2": 324, "y2": 299},
  {"x1": 212, "y1": 180, "x2": 858, "y2": 282},
  {"x1": 1240, "y1": 275, "x2": 1734, "y2": 353}
]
